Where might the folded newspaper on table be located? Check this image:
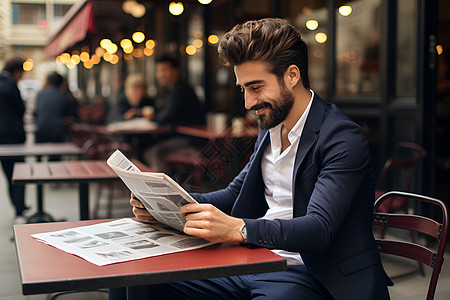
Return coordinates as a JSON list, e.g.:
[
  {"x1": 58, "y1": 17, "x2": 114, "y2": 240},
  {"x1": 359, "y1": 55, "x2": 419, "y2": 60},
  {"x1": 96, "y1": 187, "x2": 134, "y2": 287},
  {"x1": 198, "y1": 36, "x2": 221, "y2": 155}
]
[
  {"x1": 32, "y1": 218, "x2": 216, "y2": 266},
  {"x1": 107, "y1": 149, "x2": 195, "y2": 232}
]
